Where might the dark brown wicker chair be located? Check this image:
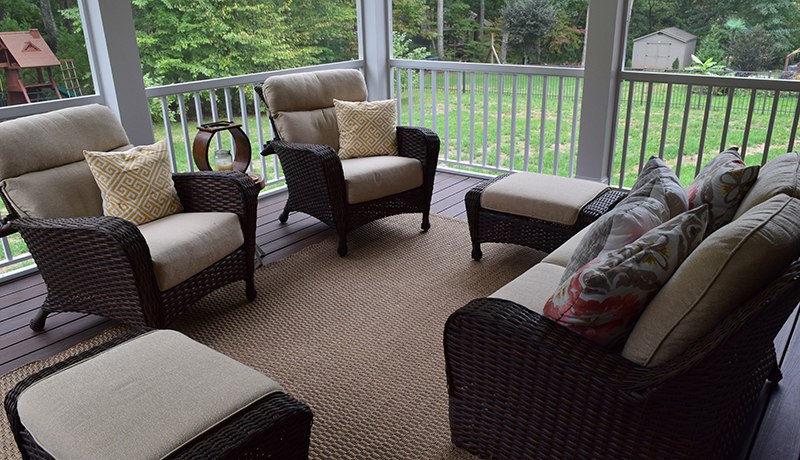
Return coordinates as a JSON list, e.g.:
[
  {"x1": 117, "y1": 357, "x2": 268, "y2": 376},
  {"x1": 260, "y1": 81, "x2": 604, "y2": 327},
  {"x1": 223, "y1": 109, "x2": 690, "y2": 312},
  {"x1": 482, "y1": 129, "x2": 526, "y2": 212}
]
[
  {"x1": 254, "y1": 69, "x2": 439, "y2": 256},
  {"x1": 444, "y1": 258, "x2": 800, "y2": 460},
  {"x1": 5, "y1": 329, "x2": 313, "y2": 459},
  {"x1": 0, "y1": 105, "x2": 260, "y2": 331}
]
